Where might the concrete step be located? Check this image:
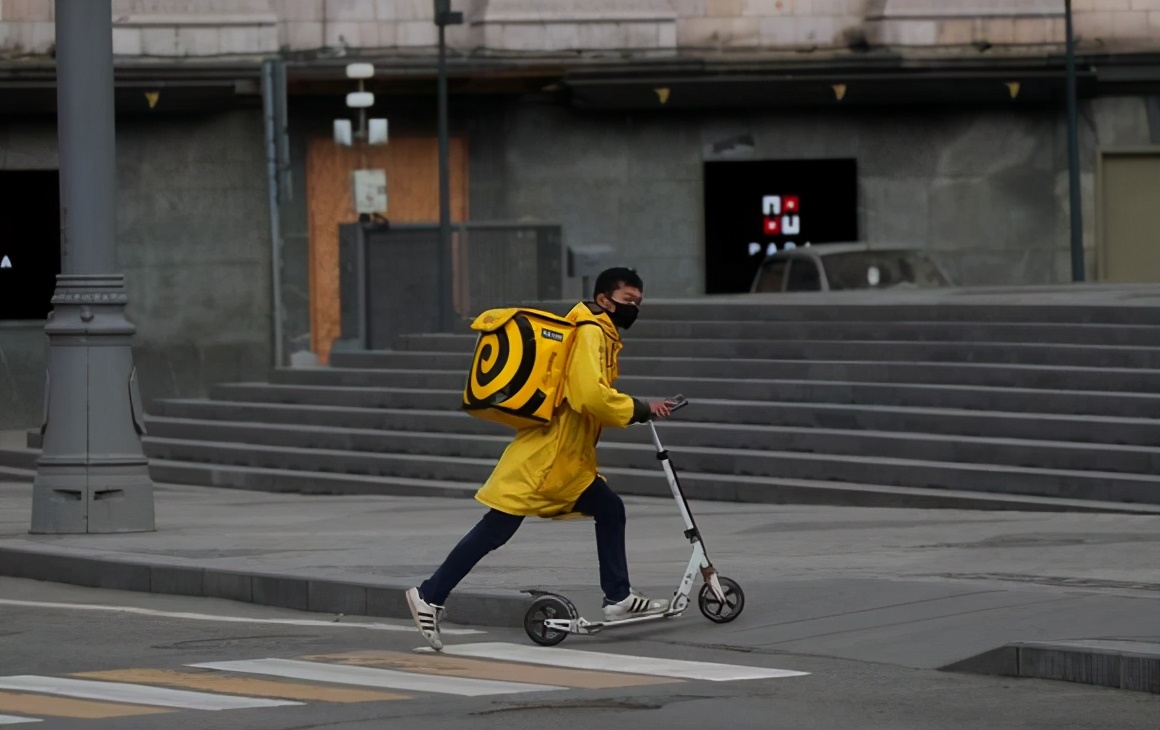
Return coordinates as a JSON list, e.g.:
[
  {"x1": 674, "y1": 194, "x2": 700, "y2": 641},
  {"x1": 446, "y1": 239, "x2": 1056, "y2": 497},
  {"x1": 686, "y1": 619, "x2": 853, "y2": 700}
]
[
  {"x1": 150, "y1": 460, "x2": 480, "y2": 499},
  {"x1": 151, "y1": 399, "x2": 1160, "y2": 447},
  {"x1": 395, "y1": 334, "x2": 1160, "y2": 368},
  {"x1": 571, "y1": 299, "x2": 1160, "y2": 325},
  {"x1": 616, "y1": 320, "x2": 1160, "y2": 346},
  {"x1": 143, "y1": 417, "x2": 1160, "y2": 475},
  {"x1": 142, "y1": 437, "x2": 1160, "y2": 505},
  {"x1": 240, "y1": 376, "x2": 1160, "y2": 419},
  {"x1": 0, "y1": 466, "x2": 34, "y2": 481},
  {"x1": 0, "y1": 447, "x2": 38, "y2": 471},
  {"x1": 145, "y1": 459, "x2": 1160, "y2": 513},
  {"x1": 328, "y1": 351, "x2": 1160, "y2": 393}
]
